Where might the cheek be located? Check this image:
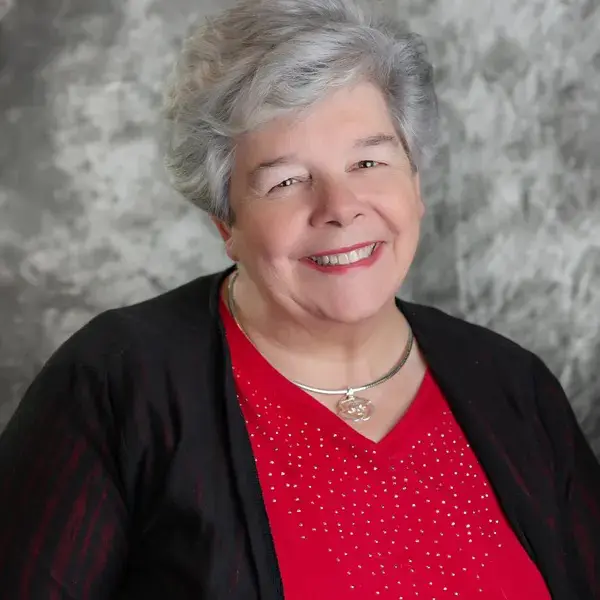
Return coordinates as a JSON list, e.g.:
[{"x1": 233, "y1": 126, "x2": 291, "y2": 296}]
[
  {"x1": 239, "y1": 205, "x2": 307, "y2": 257},
  {"x1": 377, "y1": 191, "x2": 422, "y2": 233},
  {"x1": 368, "y1": 172, "x2": 421, "y2": 215}
]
